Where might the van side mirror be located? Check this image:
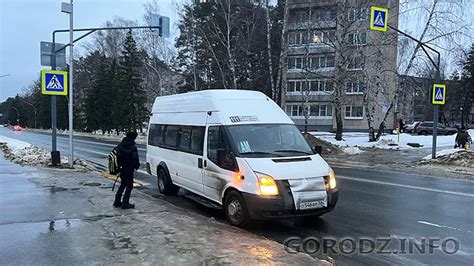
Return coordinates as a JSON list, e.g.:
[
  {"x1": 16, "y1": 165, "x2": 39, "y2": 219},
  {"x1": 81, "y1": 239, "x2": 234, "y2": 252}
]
[
  {"x1": 313, "y1": 145, "x2": 322, "y2": 155},
  {"x1": 217, "y1": 149, "x2": 234, "y2": 167}
]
